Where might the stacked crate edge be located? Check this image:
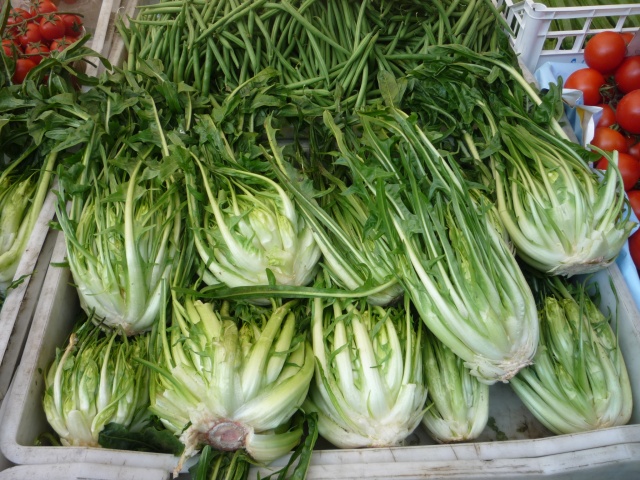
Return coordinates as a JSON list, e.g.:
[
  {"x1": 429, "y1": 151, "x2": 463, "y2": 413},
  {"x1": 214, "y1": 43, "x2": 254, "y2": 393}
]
[{"x1": 498, "y1": 0, "x2": 640, "y2": 73}]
